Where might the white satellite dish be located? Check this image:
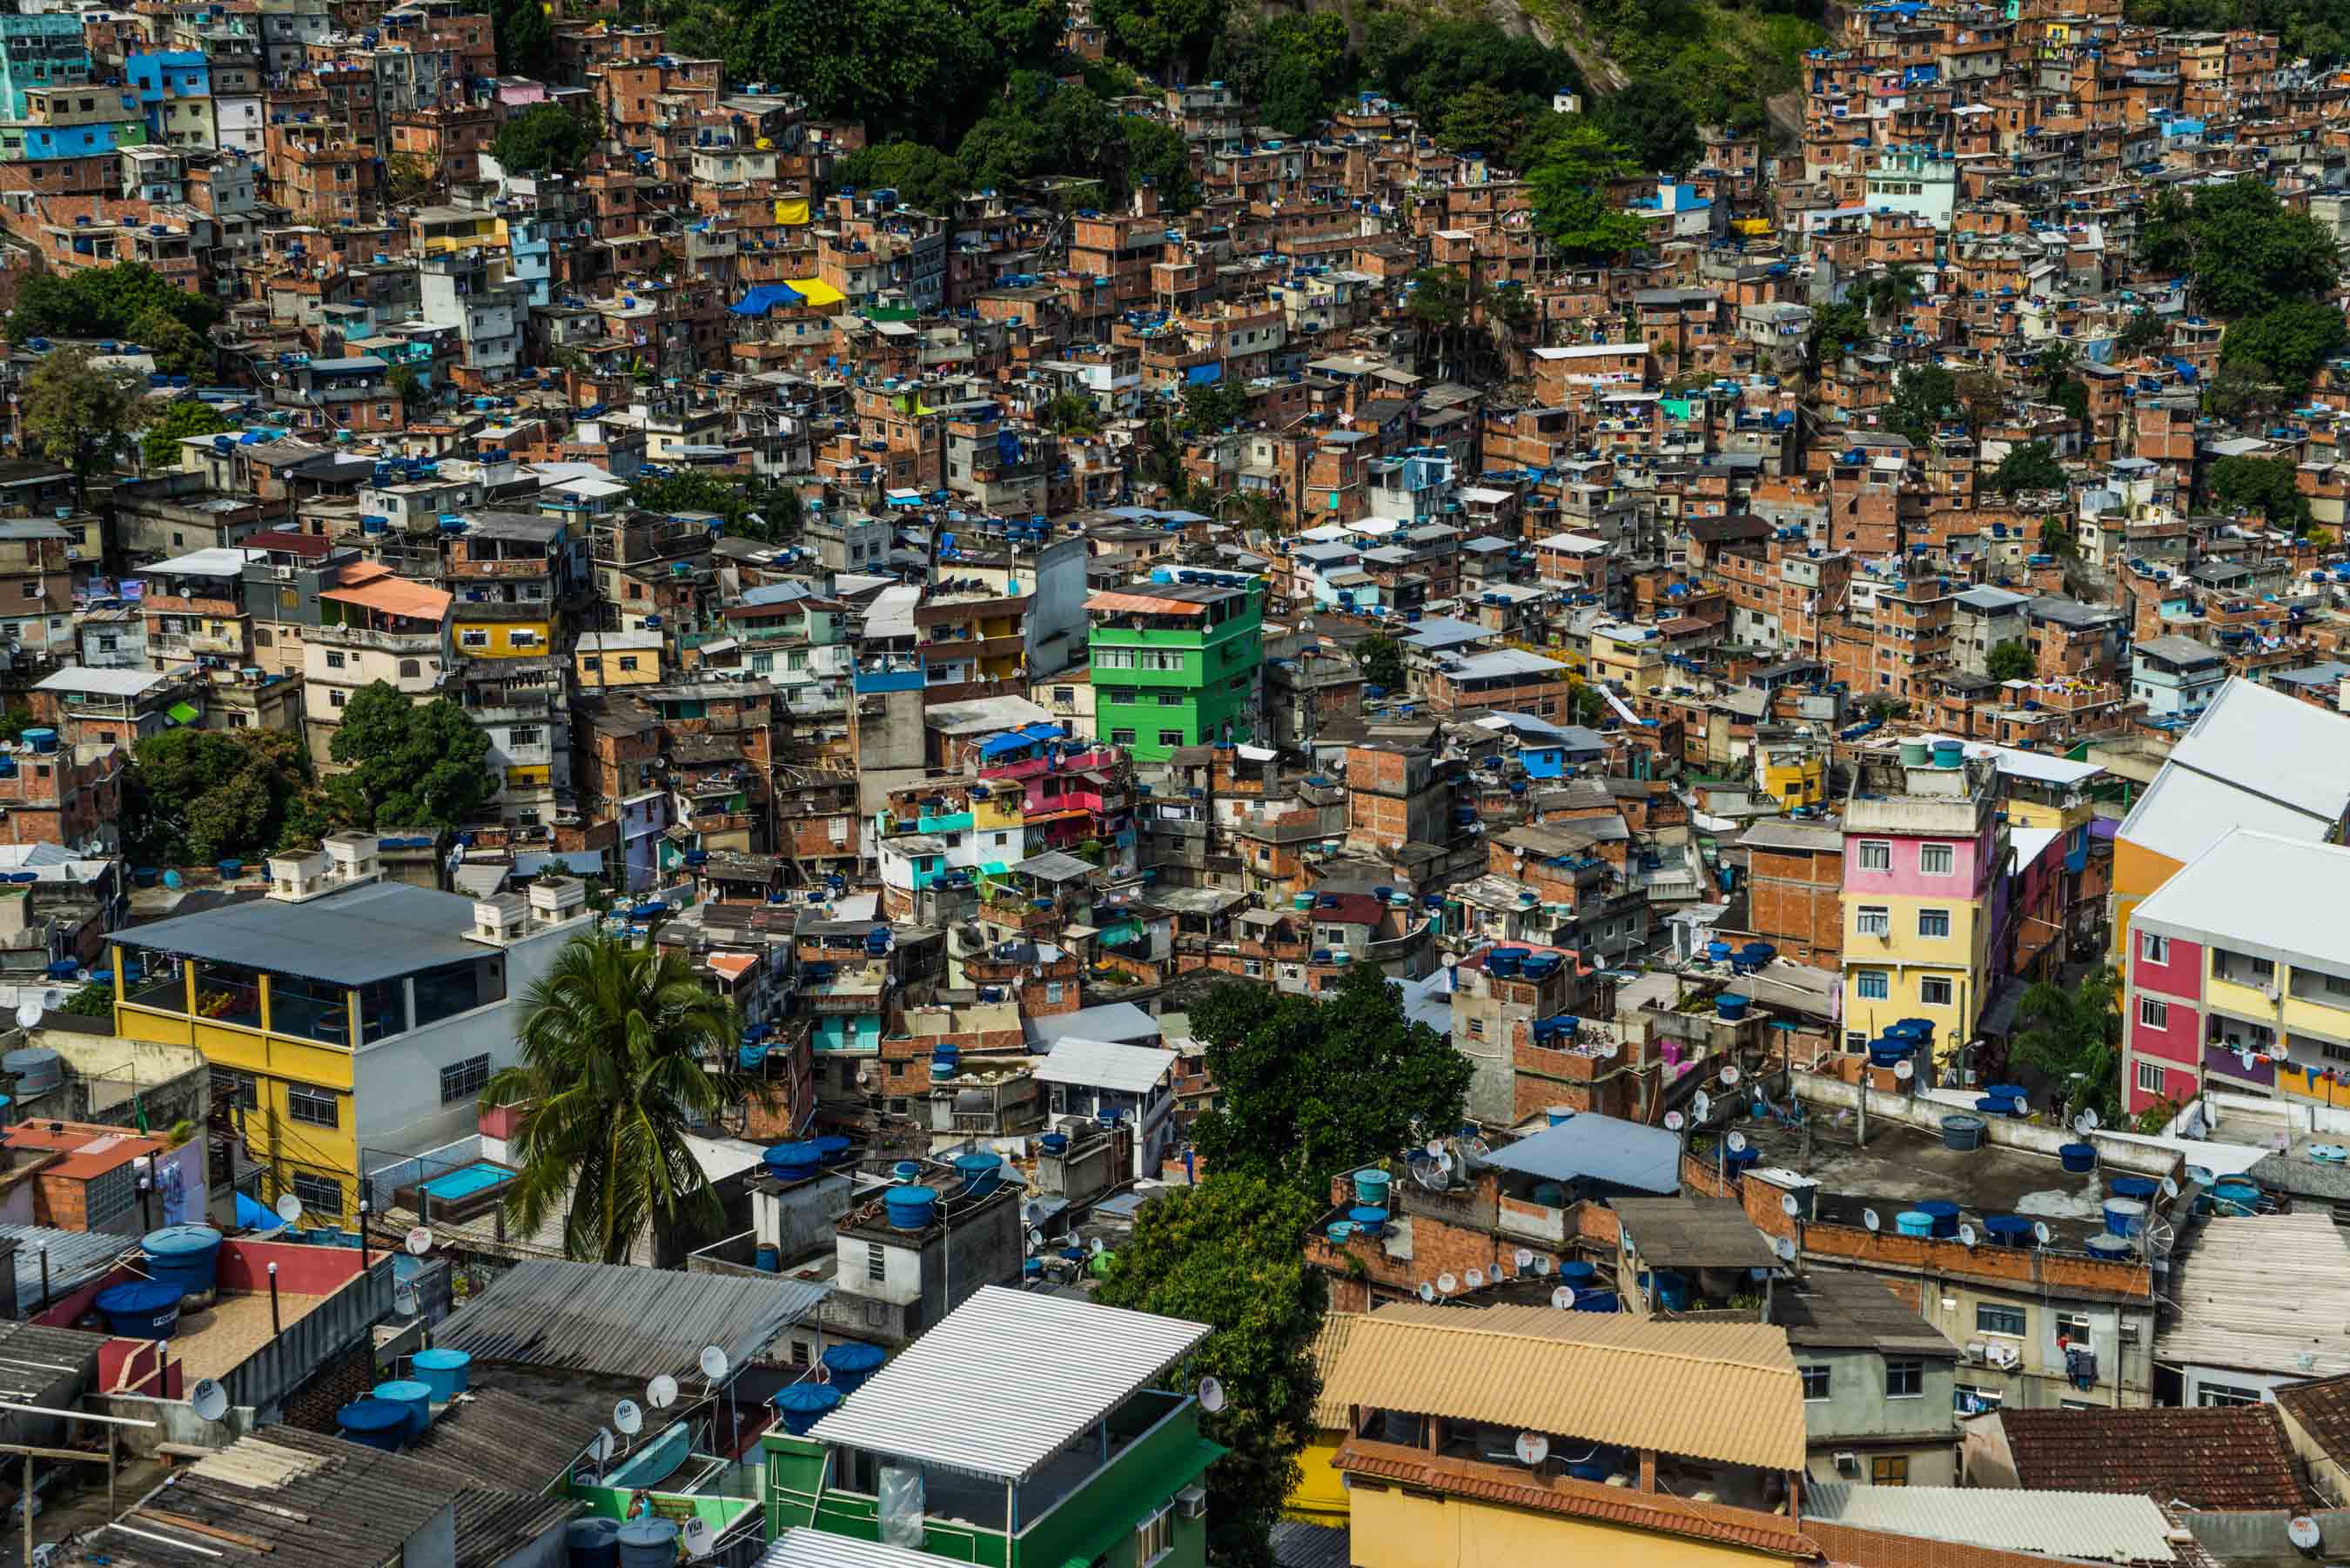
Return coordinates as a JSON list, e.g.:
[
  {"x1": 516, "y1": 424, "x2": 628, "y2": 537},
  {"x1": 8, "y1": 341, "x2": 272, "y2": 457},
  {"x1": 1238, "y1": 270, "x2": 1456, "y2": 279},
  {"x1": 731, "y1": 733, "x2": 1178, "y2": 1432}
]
[
  {"x1": 1425, "y1": 1138, "x2": 1446, "y2": 1157},
  {"x1": 591, "y1": 1428, "x2": 615, "y2": 1465},
  {"x1": 1435, "y1": 1150, "x2": 1454, "y2": 1175},
  {"x1": 1720, "y1": 1065, "x2": 1742, "y2": 1087},
  {"x1": 1664, "y1": 1110, "x2": 1685, "y2": 1131},
  {"x1": 613, "y1": 1399, "x2": 643, "y2": 1437},
  {"x1": 681, "y1": 1518, "x2": 716, "y2": 1559},
  {"x1": 698, "y1": 1345, "x2": 729, "y2": 1381},
  {"x1": 1894, "y1": 1060, "x2": 1915, "y2": 1082},
  {"x1": 2289, "y1": 1517, "x2": 2322, "y2": 1551},
  {"x1": 1532, "y1": 1256, "x2": 1552, "y2": 1276},
  {"x1": 1417, "y1": 1282, "x2": 1438, "y2": 1303},
  {"x1": 274, "y1": 1193, "x2": 303, "y2": 1224},
  {"x1": 1514, "y1": 1432, "x2": 1550, "y2": 1466},
  {"x1": 2160, "y1": 1176, "x2": 2179, "y2": 1200},
  {"x1": 1514, "y1": 1249, "x2": 1534, "y2": 1270},
  {"x1": 1028, "y1": 1229, "x2": 1044, "y2": 1252},
  {"x1": 2079, "y1": 1107, "x2": 2101, "y2": 1131},
  {"x1": 405, "y1": 1226, "x2": 433, "y2": 1256},
  {"x1": 190, "y1": 1379, "x2": 228, "y2": 1422},
  {"x1": 1599, "y1": 1041, "x2": 1620, "y2": 1061},
  {"x1": 1957, "y1": 1223, "x2": 1978, "y2": 1248},
  {"x1": 1198, "y1": 1376, "x2": 1227, "y2": 1413},
  {"x1": 1693, "y1": 1091, "x2": 1712, "y2": 1119},
  {"x1": 12, "y1": 1002, "x2": 39, "y2": 1029},
  {"x1": 1551, "y1": 1286, "x2": 1574, "y2": 1310},
  {"x1": 647, "y1": 1375, "x2": 679, "y2": 1410},
  {"x1": 1780, "y1": 1192, "x2": 1802, "y2": 1216},
  {"x1": 1772, "y1": 1236, "x2": 1796, "y2": 1262},
  {"x1": 1863, "y1": 1209, "x2": 1881, "y2": 1233},
  {"x1": 393, "y1": 1281, "x2": 419, "y2": 1317},
  {"x1": 1437, "y1": 1272, "x2": 1458, "y2": 1296},
  {"x1": 1728, "y1": 1131, "x2": 1749, "y2": 1154},
  {"x1": 2032, "y1": 1220, "x2": 2052, "y2": 1247},
  {"x1": 1465, "y1": 1268, "x2": 1485, "y2": 1290},
  {"x1": 2071, "y1": 1112, "x2": 2094, "y2": 1136}
]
